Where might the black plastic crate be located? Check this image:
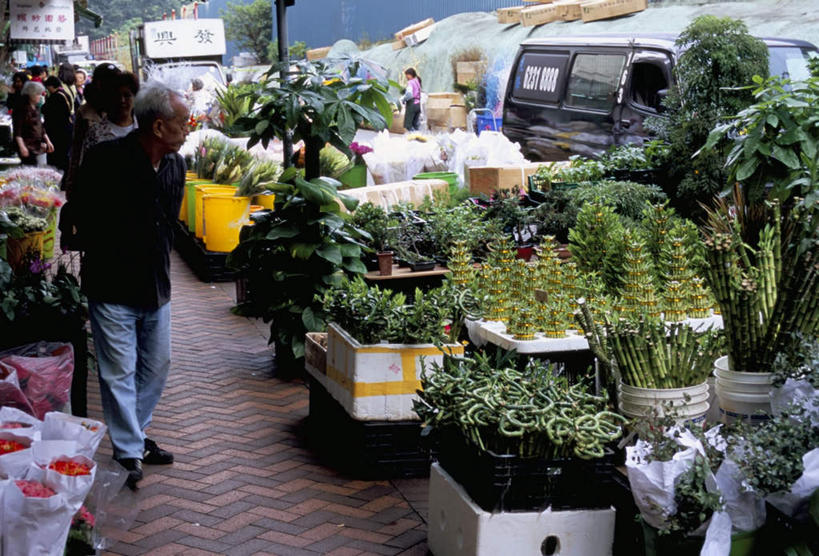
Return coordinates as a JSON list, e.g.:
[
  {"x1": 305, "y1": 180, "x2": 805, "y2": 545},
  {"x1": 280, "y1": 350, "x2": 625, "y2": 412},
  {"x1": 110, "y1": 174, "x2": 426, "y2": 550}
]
[
  {"x1": 437, "y1": 428, "x2": 613, "y2": 513},
  {"x1": 173, "y1": 220, "x2": 238, "y2": 282},
  {"x1": 307, "y1": 376, "x2": 432, "y2": 479}
]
